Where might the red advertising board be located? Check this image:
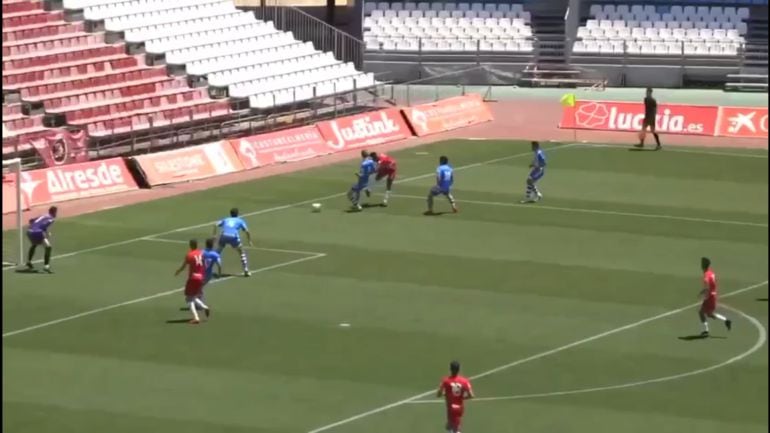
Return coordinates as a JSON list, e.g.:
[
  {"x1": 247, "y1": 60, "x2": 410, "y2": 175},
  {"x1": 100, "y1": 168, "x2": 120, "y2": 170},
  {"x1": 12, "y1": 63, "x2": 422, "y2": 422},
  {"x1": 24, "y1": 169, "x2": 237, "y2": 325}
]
[
  {"x1": 2, "y1": 174, "x2": 29, "y2": 215},
  {"x1": 316, "y1": 108, "x2": 412, "y2": 150},
  {"x1": 9, "y1": 158, "x2": 137, "y2": 208},
  {"x1": 401, "y1": 94, "x2": 494, "y2": 136},
  {"x1": 560, "y1": 100, "x2": 719, "y2": 136},
  {"x1": 716, "y1": 106, "x2": 769, "y2": 139},
  {"x1": 229, "y1": 126, "x2": 329, "y2": 169},
  {"x1": 132, "y1": 141, "x2": 244, "y2": 187}
]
